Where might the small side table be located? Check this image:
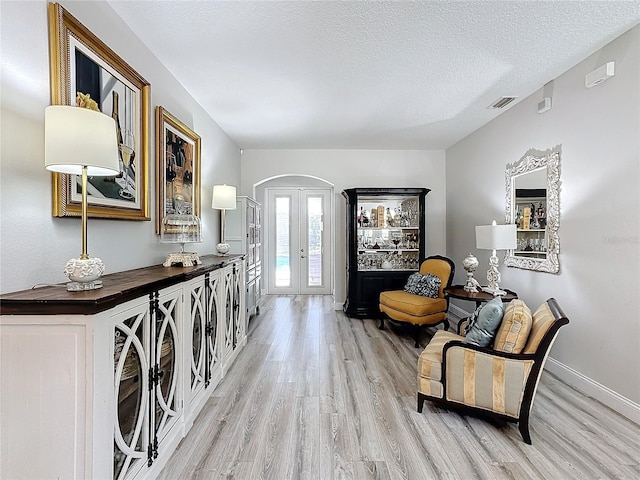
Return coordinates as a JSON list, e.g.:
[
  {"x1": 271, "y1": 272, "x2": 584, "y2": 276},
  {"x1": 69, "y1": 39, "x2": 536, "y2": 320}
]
[{"x1": 444, "y1": 285, "x2": 518, "y2": 310}]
